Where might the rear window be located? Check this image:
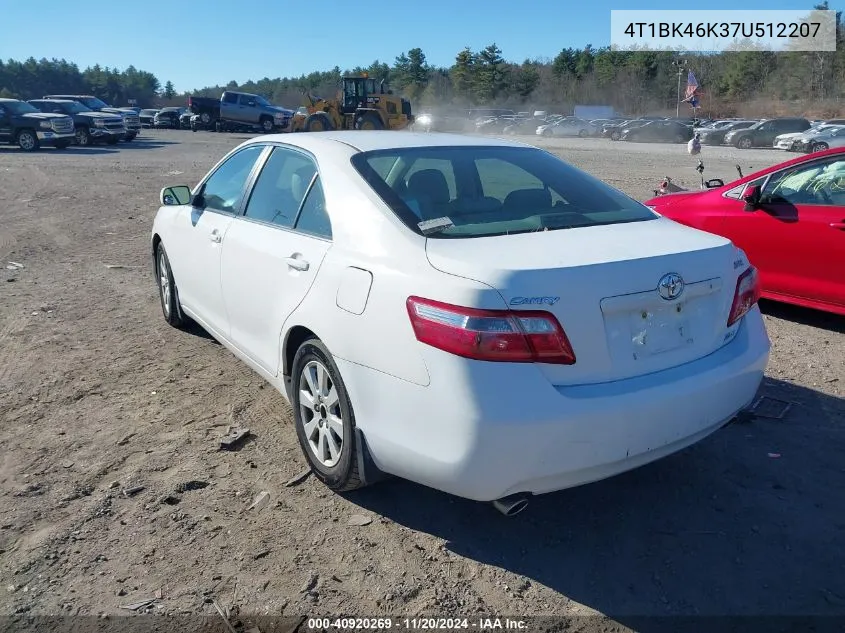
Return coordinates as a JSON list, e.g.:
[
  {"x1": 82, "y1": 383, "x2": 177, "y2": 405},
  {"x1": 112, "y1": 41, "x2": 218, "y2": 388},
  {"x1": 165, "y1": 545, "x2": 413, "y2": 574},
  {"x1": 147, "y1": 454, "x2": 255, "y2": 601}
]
[{"x1": 350, "y1": 146, "x2": 657, "y2": 238}]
